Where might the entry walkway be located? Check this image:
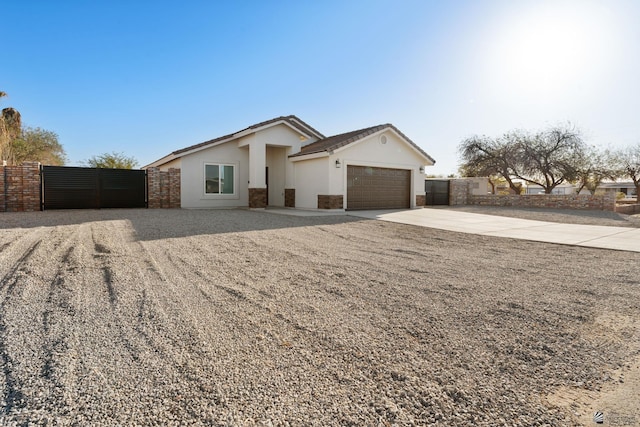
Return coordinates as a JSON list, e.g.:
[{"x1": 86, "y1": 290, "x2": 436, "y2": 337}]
[{"x1": 347, "y1": 208, "x2": 640, "y2": 253}]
